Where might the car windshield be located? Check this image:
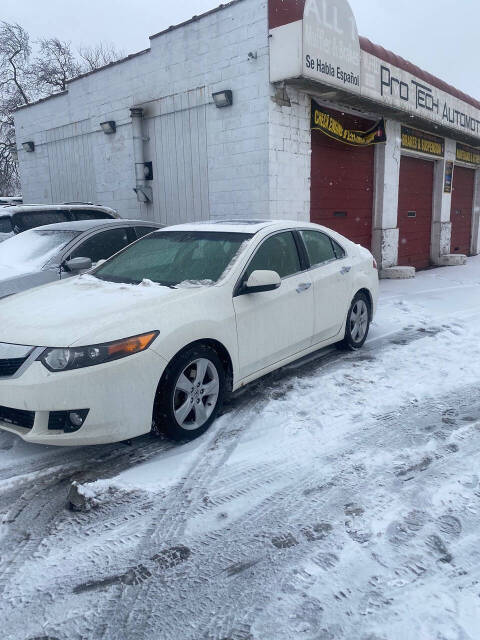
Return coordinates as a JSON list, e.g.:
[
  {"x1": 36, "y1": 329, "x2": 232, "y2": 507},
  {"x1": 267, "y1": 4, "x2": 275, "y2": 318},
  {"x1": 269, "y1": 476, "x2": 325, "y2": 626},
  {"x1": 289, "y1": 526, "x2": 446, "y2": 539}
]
[
  {"x1": 0, "y1": 228, "x2": 80, "y2": 269},
  {"x1": 94, "y1": 230, "x2": 253, "y2": 286}
]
